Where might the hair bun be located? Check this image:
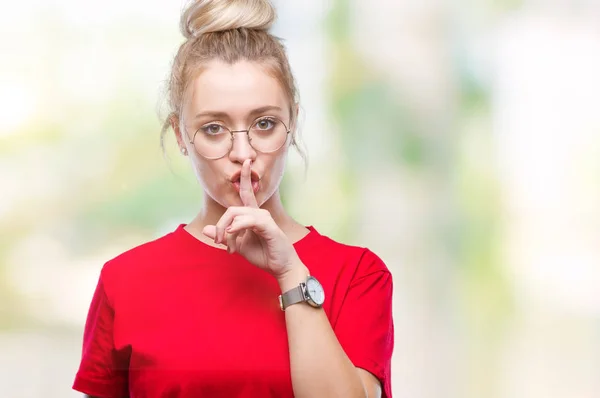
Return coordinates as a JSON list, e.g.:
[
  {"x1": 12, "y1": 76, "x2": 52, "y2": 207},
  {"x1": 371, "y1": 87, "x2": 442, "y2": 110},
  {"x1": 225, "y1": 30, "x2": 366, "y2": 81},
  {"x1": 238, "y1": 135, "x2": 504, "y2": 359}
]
[{"x1": 181, "y1": 0, "x2": 276, "y2": 39}]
